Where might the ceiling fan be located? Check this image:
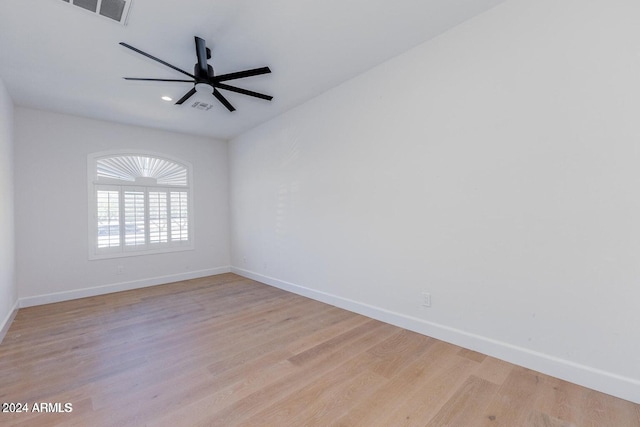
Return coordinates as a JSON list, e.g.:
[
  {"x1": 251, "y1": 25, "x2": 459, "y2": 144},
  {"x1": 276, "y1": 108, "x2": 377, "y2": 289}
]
[{"x1": 120, "y1": 36, "x2": 272, "y2": 112}]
